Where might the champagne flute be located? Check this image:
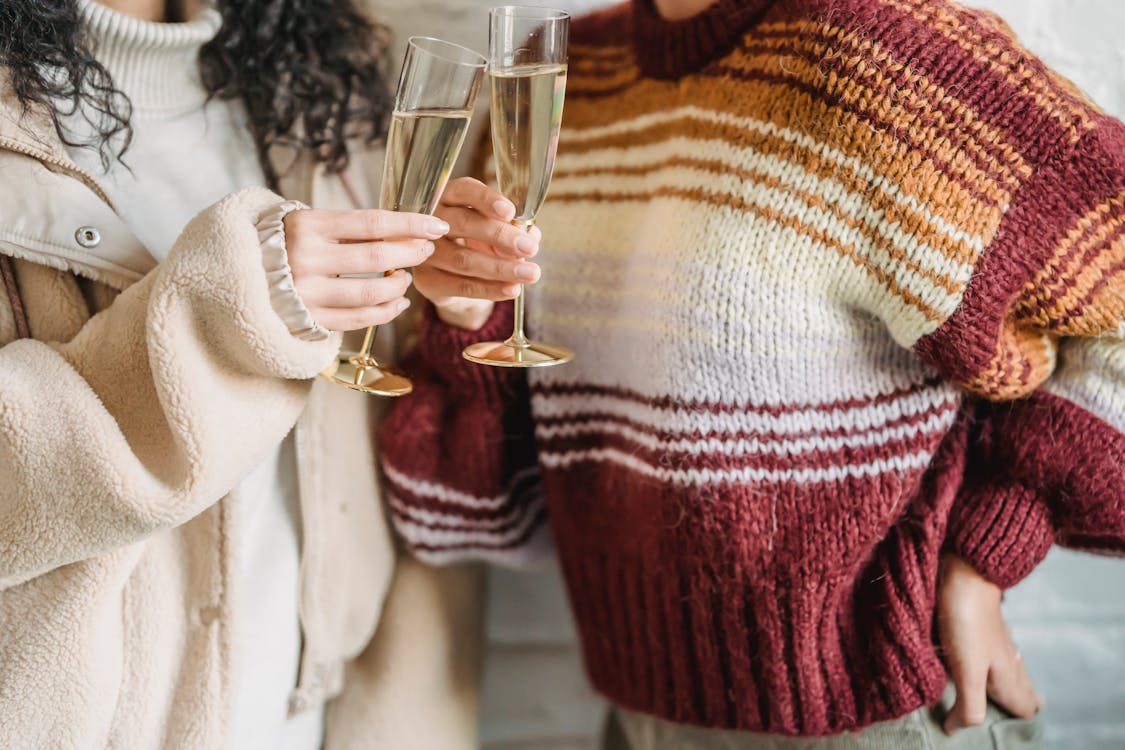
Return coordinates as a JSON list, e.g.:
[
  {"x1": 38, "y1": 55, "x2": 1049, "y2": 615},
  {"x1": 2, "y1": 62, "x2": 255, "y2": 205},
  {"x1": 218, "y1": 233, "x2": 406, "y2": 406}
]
[
  {"x1": 462, "y1": 6, "x2": 573, "y2": 368},
  {"x1": 322, "y1": 36, "x2": 485, "y2": 396}
]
